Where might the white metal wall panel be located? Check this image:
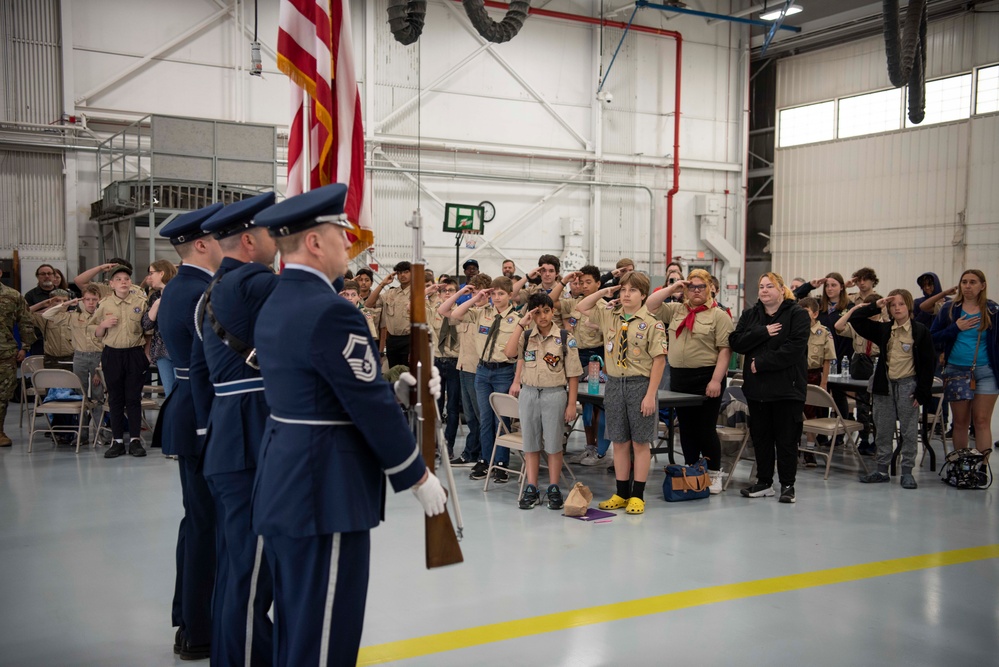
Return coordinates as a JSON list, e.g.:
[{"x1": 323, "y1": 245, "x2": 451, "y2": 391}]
[
  {"x1": 772, "y1": 123, "x2": 973, "y2": 295},
  {"x1": 1, "y1": 0, "x2": 61, "y2": 124},
  {"x1": 776, "y1": 14, "x2": 988, "y2": 109},
  {"x1": 0, "y1": 150, "x2": 66, "y2": 250},
  {"x1": 965, "y1": 114, "x2": 999, "y2": 272}
]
